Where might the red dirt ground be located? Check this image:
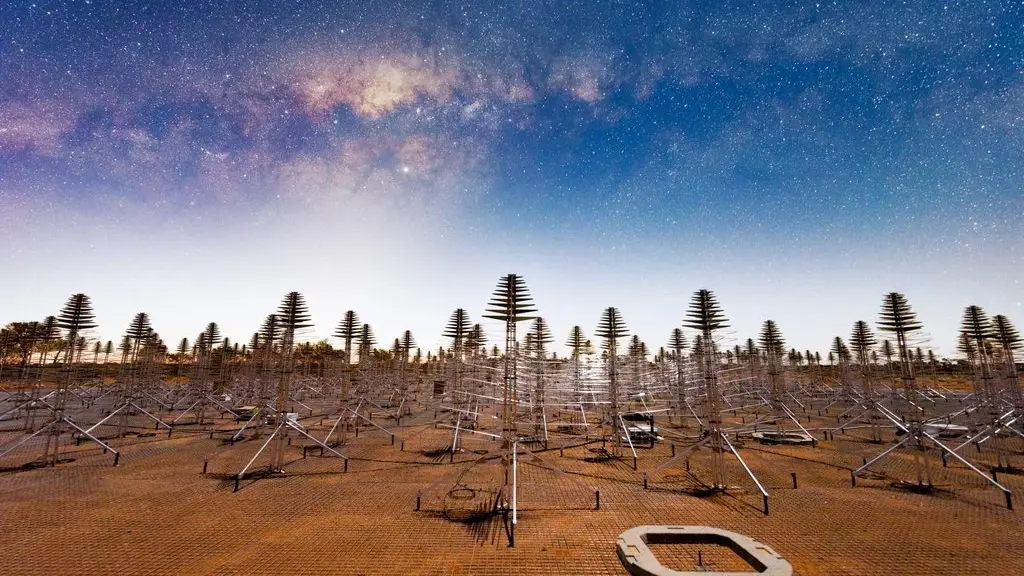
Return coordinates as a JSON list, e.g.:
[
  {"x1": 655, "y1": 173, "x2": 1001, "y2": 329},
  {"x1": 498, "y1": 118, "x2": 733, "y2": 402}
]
[{"x1": 1, "y1": 408, "x2": 1022, "y2": 576}]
